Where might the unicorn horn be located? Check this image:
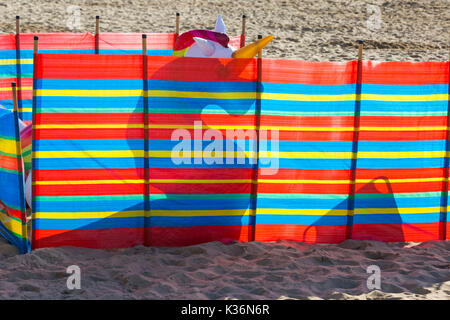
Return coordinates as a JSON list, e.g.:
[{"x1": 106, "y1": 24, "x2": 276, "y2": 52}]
[
  {"x1": 214, "y1": 14, "x2": 226, "y2": 33},
  {"x1": 232, "y1": 35, "x2": 274, "y2": 58},
  {"x1": 193, "y1": 37, "x2": 215, "y2": 56}
]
